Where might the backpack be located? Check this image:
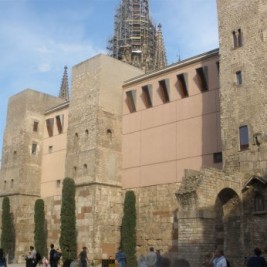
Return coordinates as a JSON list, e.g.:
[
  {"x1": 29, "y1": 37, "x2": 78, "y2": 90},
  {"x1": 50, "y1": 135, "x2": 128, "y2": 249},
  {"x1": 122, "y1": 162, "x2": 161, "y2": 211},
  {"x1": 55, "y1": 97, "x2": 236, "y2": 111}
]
[
  {"x1": 53, "y1": 251, "x2": 61, "y2": 261},
  {"x1": 36, "y1": 252, "x2": 41, "y2": 263},
  {"x1": 226, "y1": 259, "x2": 231, "y2": 267}
]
